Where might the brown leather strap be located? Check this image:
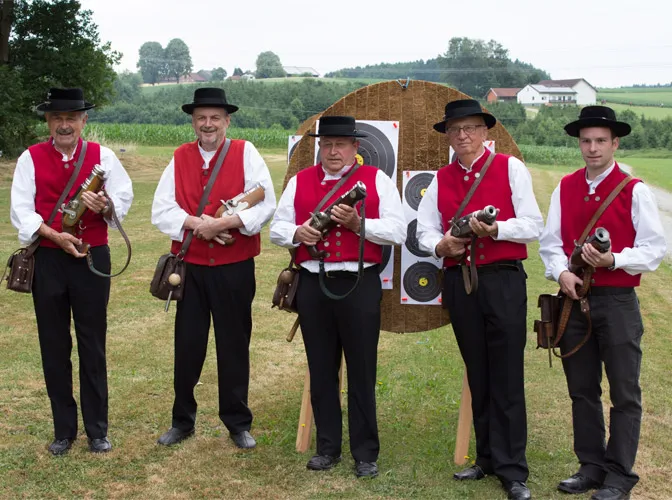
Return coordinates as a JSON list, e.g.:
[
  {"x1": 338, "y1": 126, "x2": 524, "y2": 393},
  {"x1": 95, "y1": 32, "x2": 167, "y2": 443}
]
[
  {"x1": 86, "y1": 196, "x2": 132, "y2": 278},
  {"x1": 577, "y1": 174, "x2": 633, "y2": 246},
  {"x1": 453, "y1": 152, "x2": 496, "y2": 295}
]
